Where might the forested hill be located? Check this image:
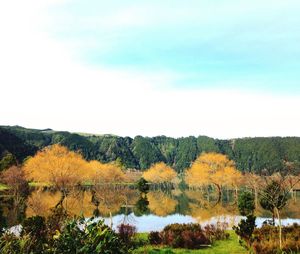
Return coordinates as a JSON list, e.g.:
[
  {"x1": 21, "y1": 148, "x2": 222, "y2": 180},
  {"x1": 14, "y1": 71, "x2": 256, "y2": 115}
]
[{"x1": 1, "y1": 125, "x2": 300, "y2": 174}]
